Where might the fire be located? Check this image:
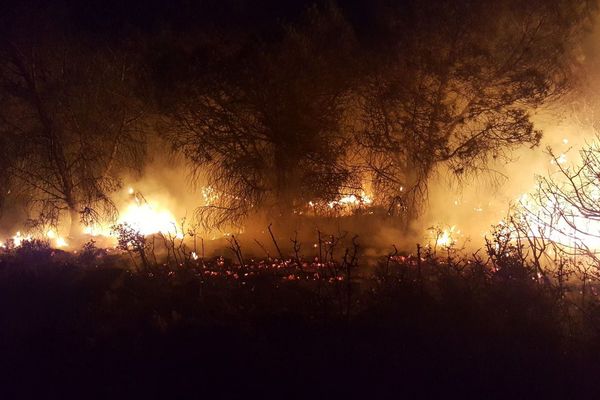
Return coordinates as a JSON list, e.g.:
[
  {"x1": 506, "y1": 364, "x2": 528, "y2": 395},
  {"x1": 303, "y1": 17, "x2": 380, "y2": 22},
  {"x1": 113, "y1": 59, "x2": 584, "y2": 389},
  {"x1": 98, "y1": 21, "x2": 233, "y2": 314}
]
[
  {"x1": 83, "y1": 225, "x2": 105, "y2": 237},
  {"x1": 0, "y1": 230, "x2": 67, "y2": 249},
  {"x1": 301, "y1": 186, "x2": 376, "y2": 216},
  {"x1": 79, "y1": 187, "x2": 181, "y2": 238},
  {"x1": 327, "y1": 192, "x2": 373, "y2": 209},
  {"x1": 118, "y1": 202, "x2": 178, "y2": 236},
  {"x1": 0, "y1": 186, "x2": 182, "y2": 250},
  {"x1": 431, "y1": 226, "x2": 460, "y2": 248},
  {"x1": 12, "y1": 231, "x2": 32, "y2": 247},
  {"x1": 55, "y1": 237, "x2": 68, "y2": 248},
  {"x1": 46, "y1": 229, "x2": 68, "y2": 248},
  {"x1": 518, "y1": 190, "x2": 600, "y2": 251},
  {"x1": 436, "y1": 229, "x2": 453, "y2": 247}
]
